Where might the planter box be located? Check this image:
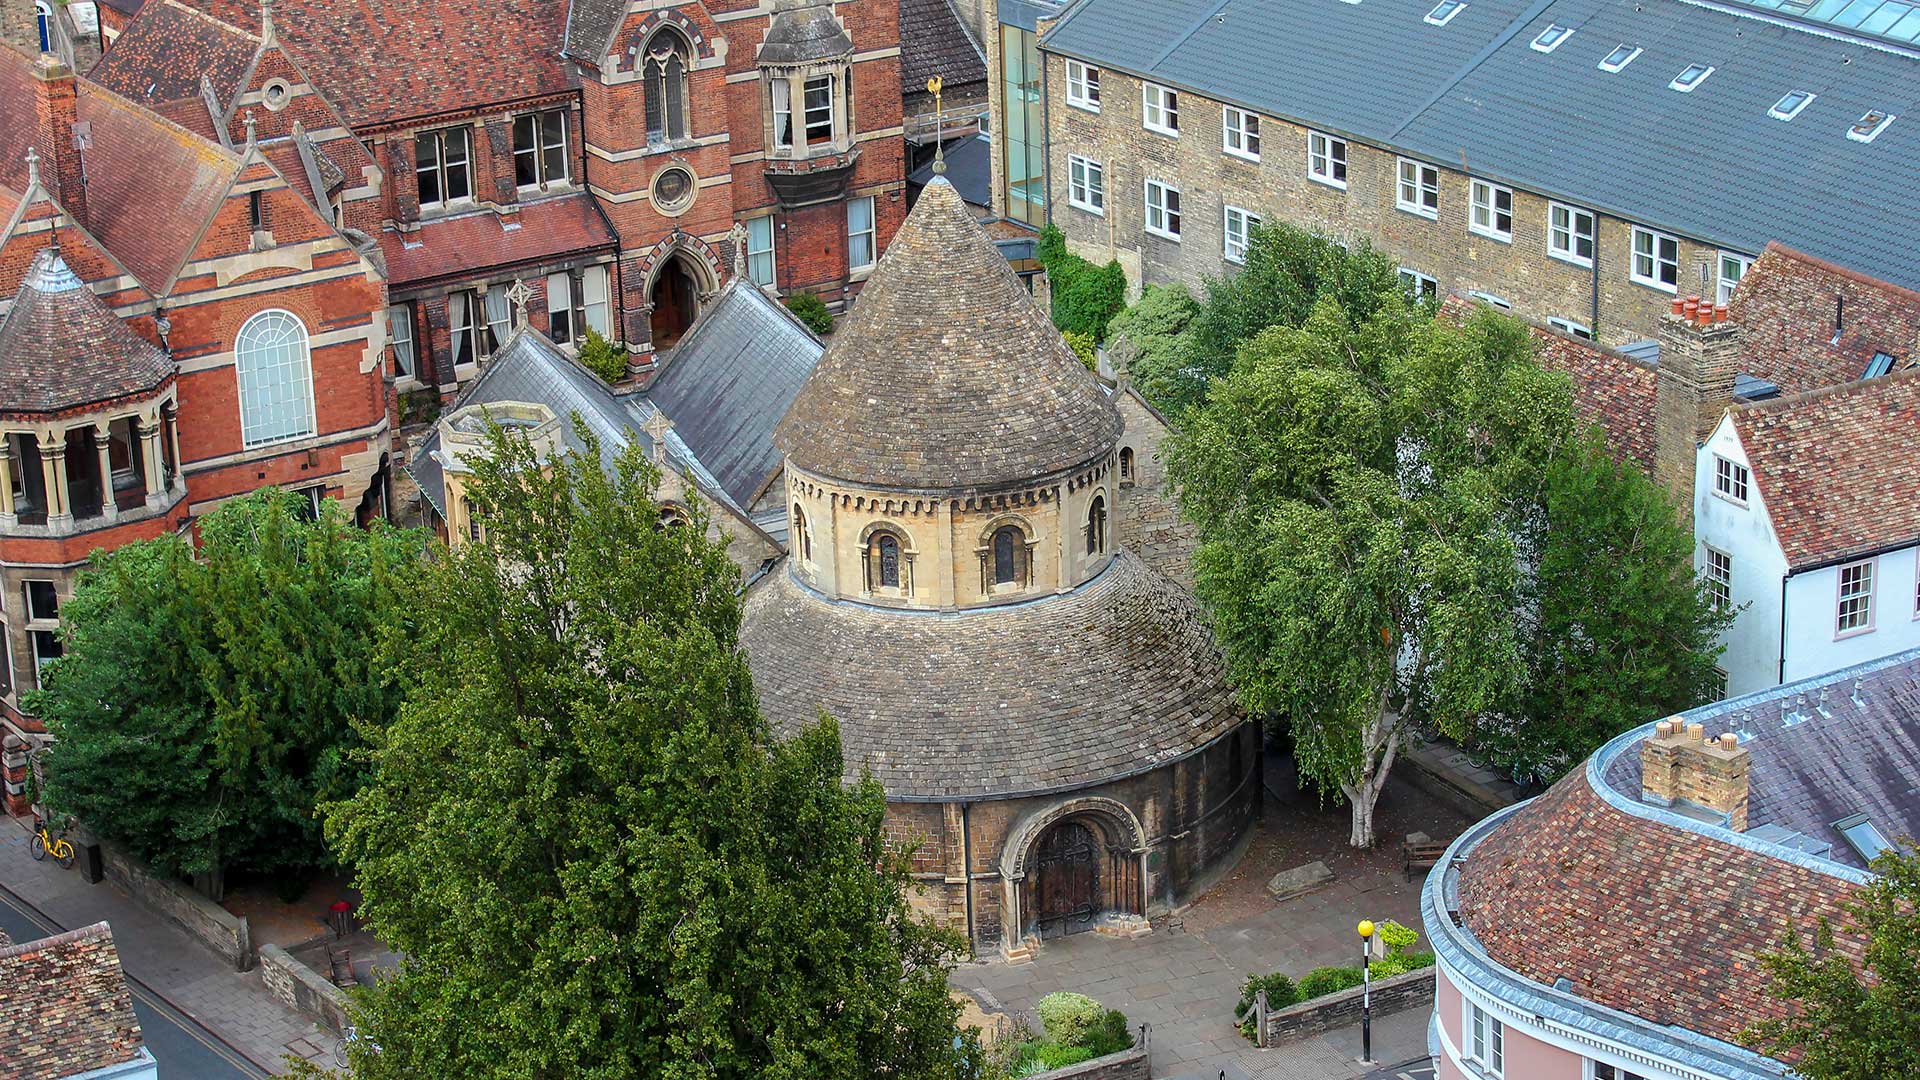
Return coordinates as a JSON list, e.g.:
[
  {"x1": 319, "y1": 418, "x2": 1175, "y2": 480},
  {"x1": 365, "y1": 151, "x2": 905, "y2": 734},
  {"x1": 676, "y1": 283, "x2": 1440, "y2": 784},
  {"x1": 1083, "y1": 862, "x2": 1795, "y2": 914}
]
[
  {"x1": 1023, "y1": 1028, "x2": 1150, "y2": 1080},
  {"x1": 1258, "y1": 969, "x2": 1435, "y2": 1046}
]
